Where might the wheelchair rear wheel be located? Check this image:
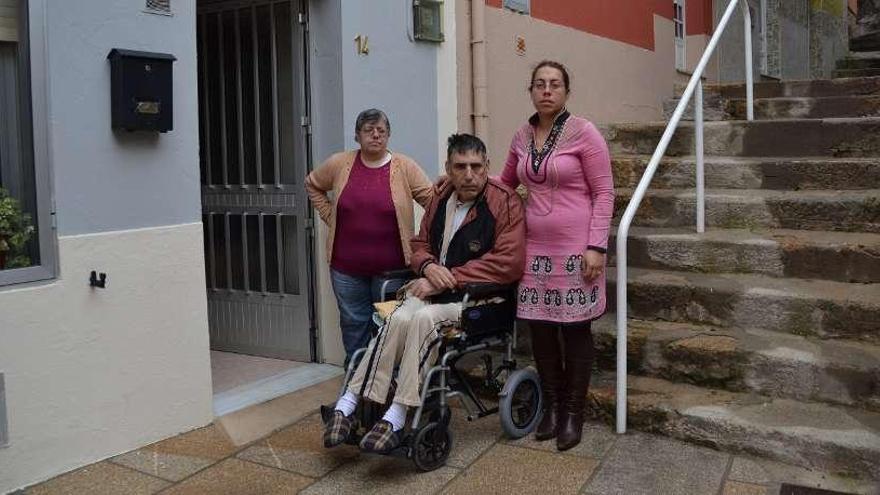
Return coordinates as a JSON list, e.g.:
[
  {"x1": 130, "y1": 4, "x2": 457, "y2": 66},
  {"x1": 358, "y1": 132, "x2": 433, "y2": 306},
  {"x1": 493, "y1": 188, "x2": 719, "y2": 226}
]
[
  {"x1": 498, "y1": 367, "x2": 542, "y2": 439},
  {"x1": 411, "y1": 422, "x2": 452, "y2": 472}
]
